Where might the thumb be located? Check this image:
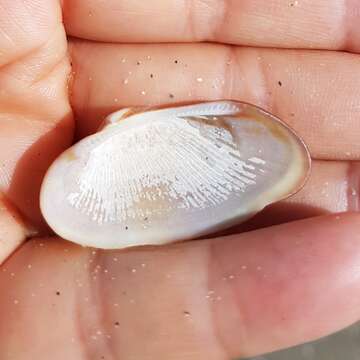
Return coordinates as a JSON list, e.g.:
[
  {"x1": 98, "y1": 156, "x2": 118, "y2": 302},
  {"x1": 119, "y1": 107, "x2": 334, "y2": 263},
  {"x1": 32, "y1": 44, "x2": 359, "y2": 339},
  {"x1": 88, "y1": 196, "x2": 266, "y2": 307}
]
[{"x1": 1, "y1": 213, "x2": 360, "y2": 359}]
